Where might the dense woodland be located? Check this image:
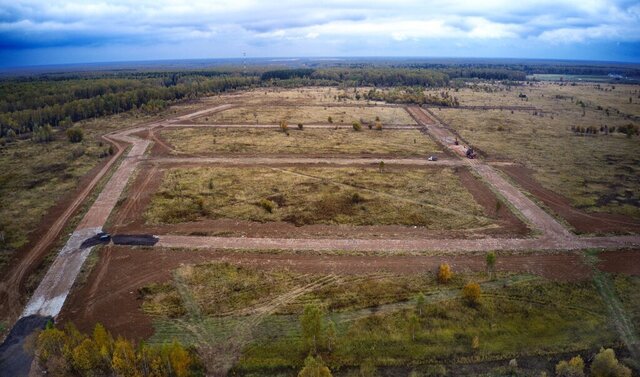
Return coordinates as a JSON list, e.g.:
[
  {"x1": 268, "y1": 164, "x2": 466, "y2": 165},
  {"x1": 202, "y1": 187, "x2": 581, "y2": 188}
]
[{"x1": 1, "y1": 62, "x2": 638, "y2": 139}]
